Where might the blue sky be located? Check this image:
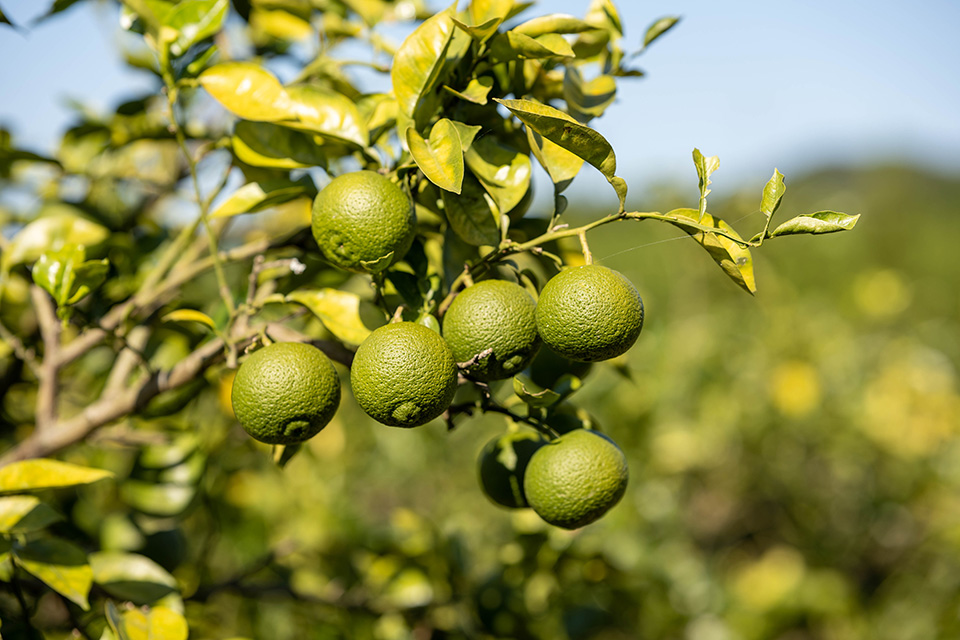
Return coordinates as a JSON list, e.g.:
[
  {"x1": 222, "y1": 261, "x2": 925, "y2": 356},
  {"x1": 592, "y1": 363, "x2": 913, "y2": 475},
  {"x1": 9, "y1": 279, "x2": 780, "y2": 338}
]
[{"x1": 1, "y1": 0, "x2": 958, "y2": 207}]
